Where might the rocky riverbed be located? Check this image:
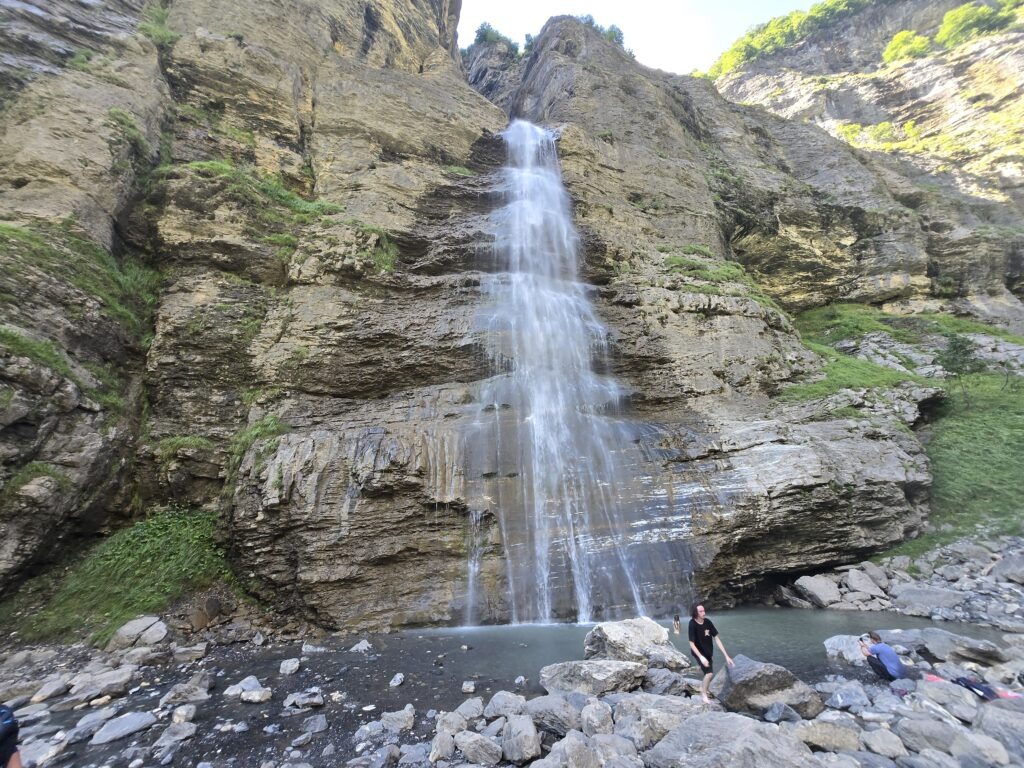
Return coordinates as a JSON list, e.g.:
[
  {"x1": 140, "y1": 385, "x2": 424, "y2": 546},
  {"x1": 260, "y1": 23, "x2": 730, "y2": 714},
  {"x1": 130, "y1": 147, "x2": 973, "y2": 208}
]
[
  {"x1": 3, "y1": 598, "x2": 1024, "y2": 768},
  {"x1": 777, "y1": 536, "x2": 1024, "y2": 632}
]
